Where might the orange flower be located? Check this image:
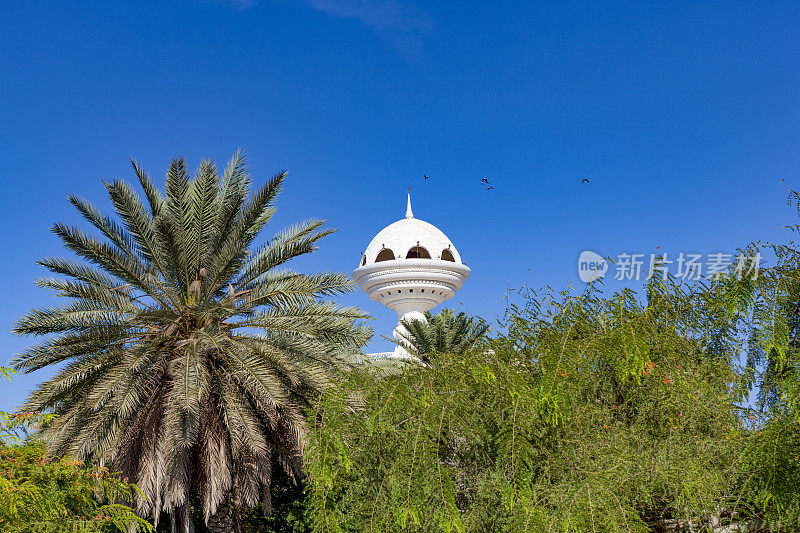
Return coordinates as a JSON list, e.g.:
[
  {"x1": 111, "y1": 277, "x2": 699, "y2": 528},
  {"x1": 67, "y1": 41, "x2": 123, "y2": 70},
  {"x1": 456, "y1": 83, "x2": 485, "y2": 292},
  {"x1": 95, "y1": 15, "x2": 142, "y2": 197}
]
[
  {"x1": 749, "y1": 414, "x2": 755, "y2": 420},
  {"x1": 560, "y1": 371, "x2": 567, "y2": 377},
  {"x1": 643, "y1": 369, "x2": 649, "y2": 376},
  {"x1": 662, "y1": 378, "x2": 671, "y2": 384}
]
